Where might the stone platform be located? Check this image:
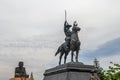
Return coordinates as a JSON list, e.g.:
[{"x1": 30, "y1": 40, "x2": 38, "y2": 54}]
[{"x1": 43, "y1": 62, "x2": 100, "y2": 80}]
